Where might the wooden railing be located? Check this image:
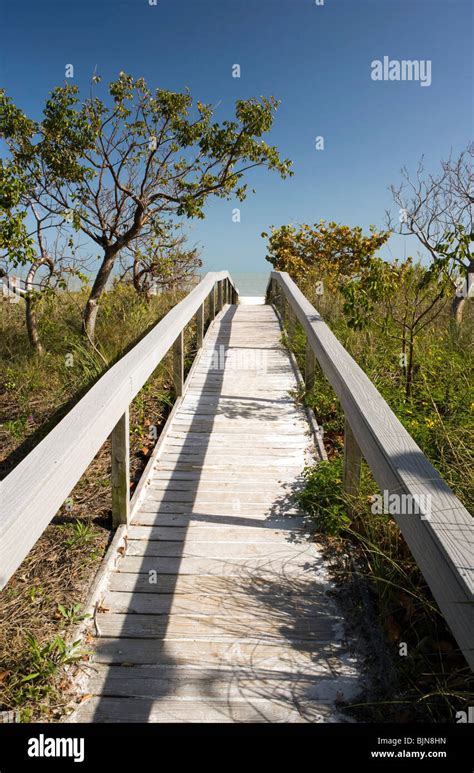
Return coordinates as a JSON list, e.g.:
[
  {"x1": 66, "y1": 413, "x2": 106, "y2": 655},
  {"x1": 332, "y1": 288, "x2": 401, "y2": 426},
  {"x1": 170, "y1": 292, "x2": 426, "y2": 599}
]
[
  {"x1": 0, "y1": 272, "x2": 238, "y2": 589},
  {"x1": 267, "y1": 271, "x2": 474, "y2": 670}
]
